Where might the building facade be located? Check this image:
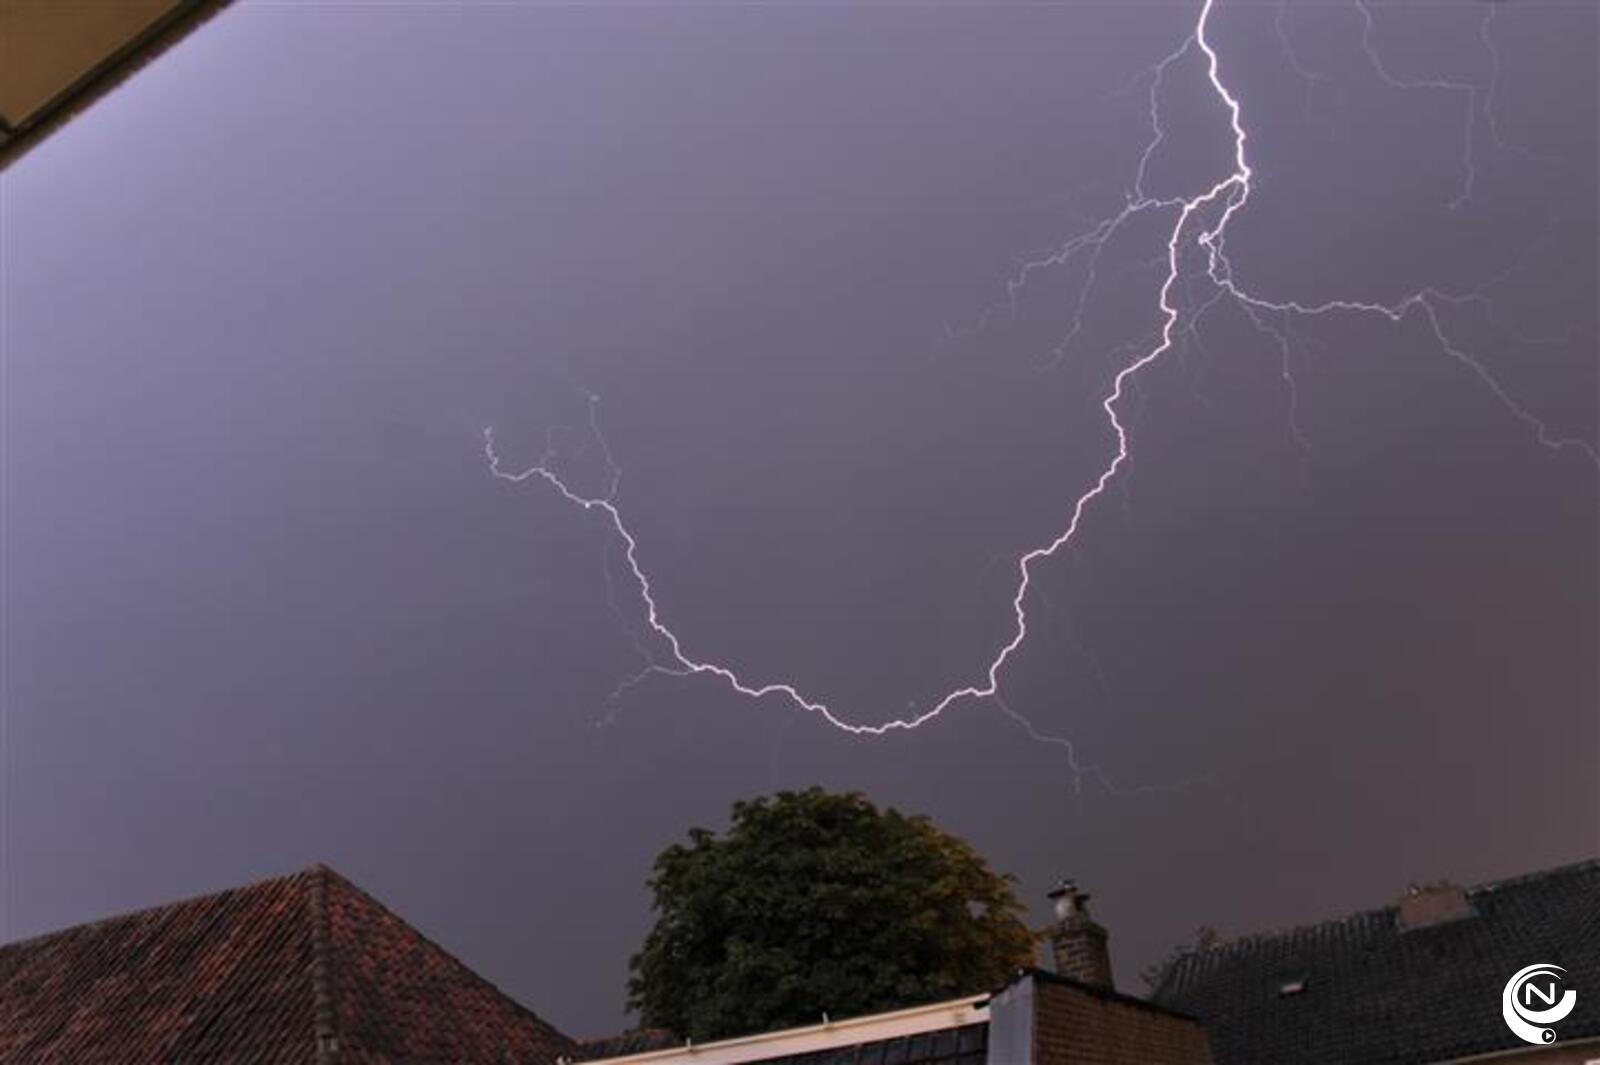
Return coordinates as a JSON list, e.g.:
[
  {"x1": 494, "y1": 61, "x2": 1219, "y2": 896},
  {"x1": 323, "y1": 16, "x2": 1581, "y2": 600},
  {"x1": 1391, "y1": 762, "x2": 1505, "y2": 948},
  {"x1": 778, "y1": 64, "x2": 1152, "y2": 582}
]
[
  {"x1": 5, "y1": 860, "x2": 1596, "y2": 1063},
  {"x1": 578, "y1": 971, "x2": 1212, "y2": 1065}
]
